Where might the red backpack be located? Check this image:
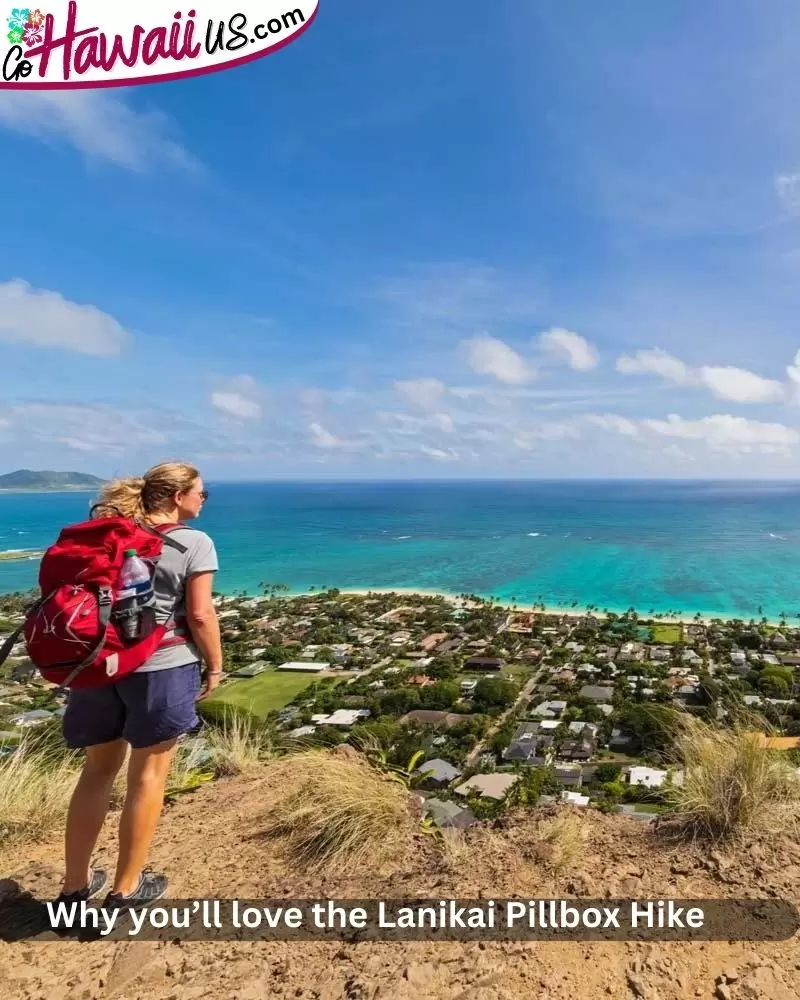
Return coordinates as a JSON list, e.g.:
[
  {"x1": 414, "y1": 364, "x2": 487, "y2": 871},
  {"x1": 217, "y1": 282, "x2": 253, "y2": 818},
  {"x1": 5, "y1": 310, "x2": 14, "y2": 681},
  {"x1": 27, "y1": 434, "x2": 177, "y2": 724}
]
[{"x1": 0, "y1": 515, "x2": 190, "y2": 692}]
